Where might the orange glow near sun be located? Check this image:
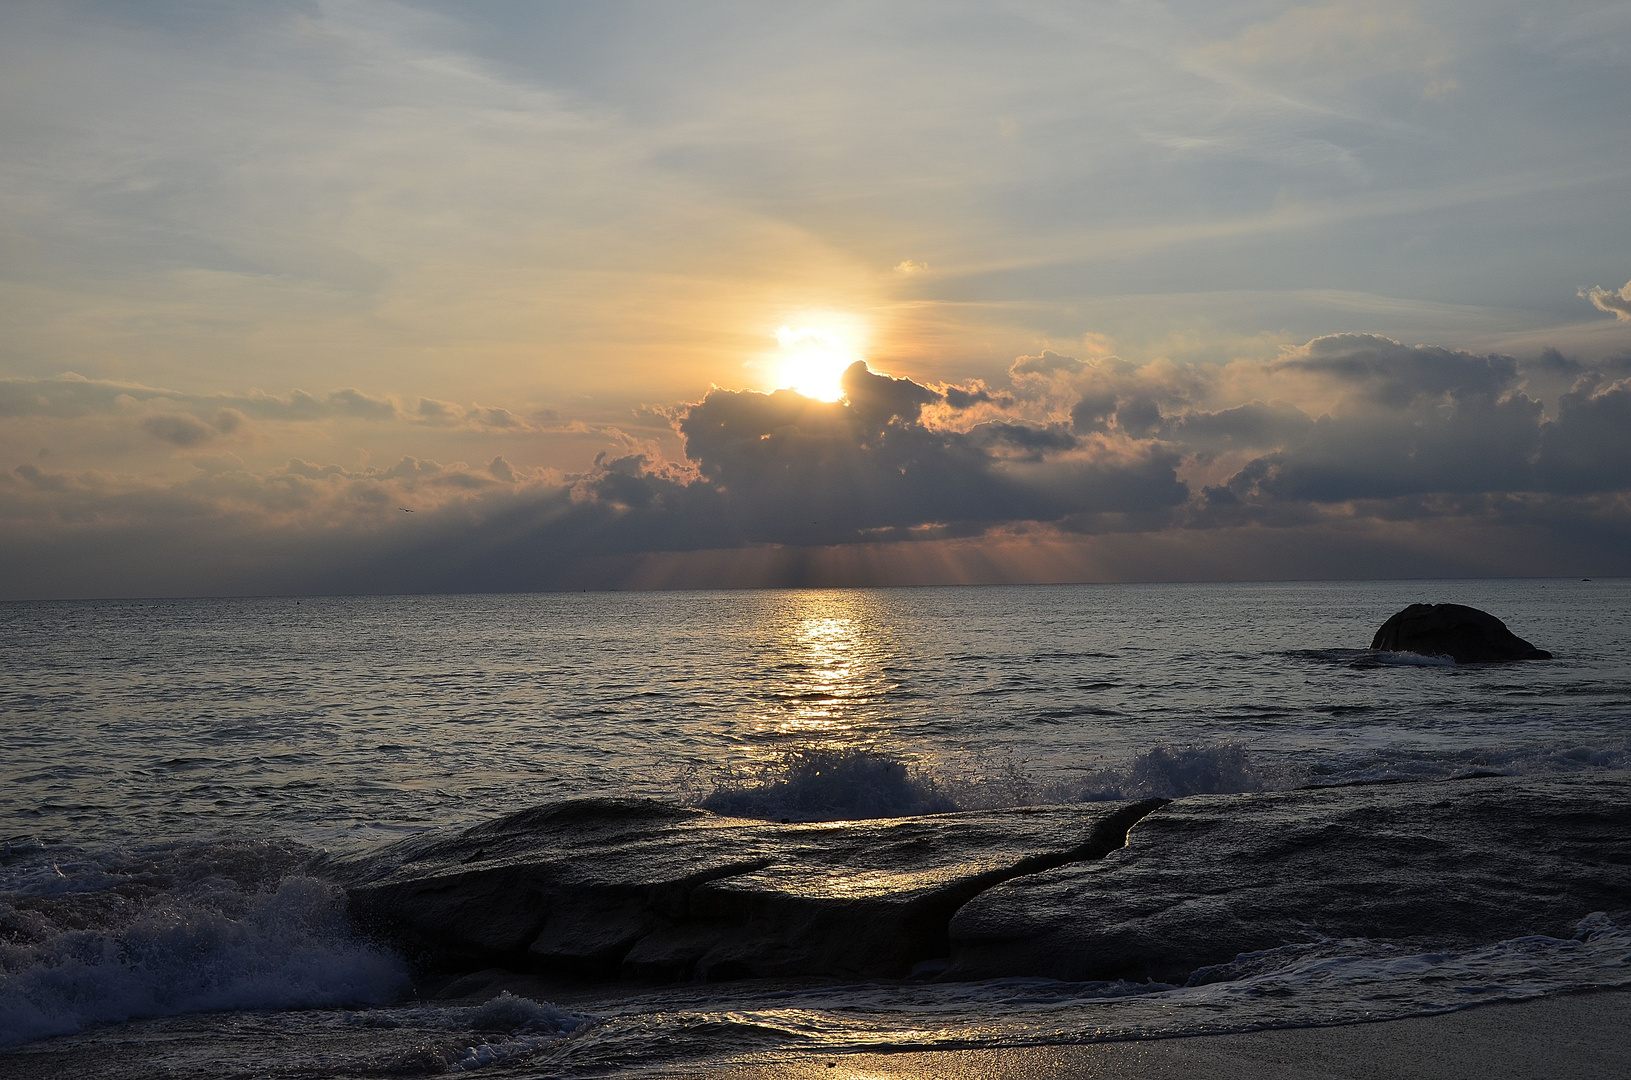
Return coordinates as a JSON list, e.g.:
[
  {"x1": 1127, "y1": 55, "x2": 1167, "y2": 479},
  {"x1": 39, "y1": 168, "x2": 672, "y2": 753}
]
[{"x1": 774, "y1": 324, "x2": 859, "y2": 401}]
